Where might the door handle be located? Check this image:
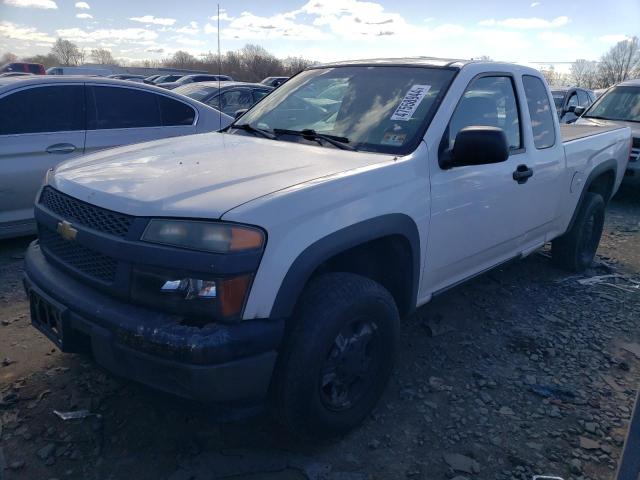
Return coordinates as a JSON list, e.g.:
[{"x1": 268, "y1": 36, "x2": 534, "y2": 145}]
[
  {"x1": 513, "y1": 164, "x2": 534, "y2": 184},
  {"x1": 46, "y1": 143, "x2": 76, "y2": 154}
]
